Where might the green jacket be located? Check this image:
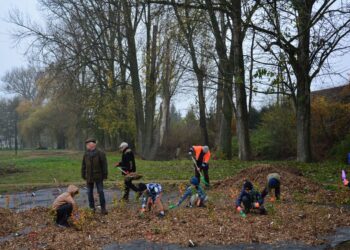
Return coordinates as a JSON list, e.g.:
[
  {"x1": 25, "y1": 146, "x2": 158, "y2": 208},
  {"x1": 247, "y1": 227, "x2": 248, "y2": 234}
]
[{"x1": 81, "y1": 149, "x2": 108, "y2": 183}]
